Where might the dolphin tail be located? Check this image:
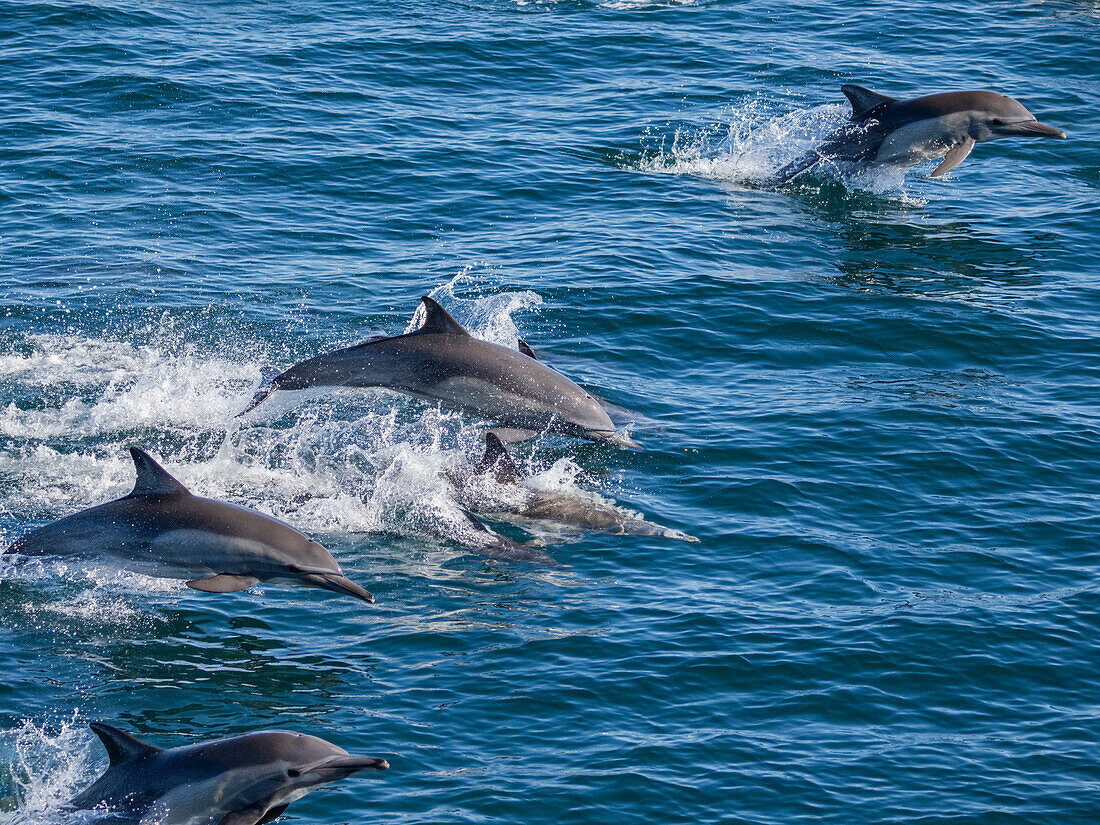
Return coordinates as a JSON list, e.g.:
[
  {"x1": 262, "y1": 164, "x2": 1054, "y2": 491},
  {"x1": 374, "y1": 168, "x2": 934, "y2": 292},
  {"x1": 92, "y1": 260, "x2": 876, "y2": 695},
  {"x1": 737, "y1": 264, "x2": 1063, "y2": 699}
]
[
  {"x1": 300, "y1": 573, "x2": 375, "y2": 603},
  {"x1": 764, "y1": 150, "x2": 824, "y2": 186},
  {"x1": 237, "y1": 368, "x2": 282, "y2": 417}
]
